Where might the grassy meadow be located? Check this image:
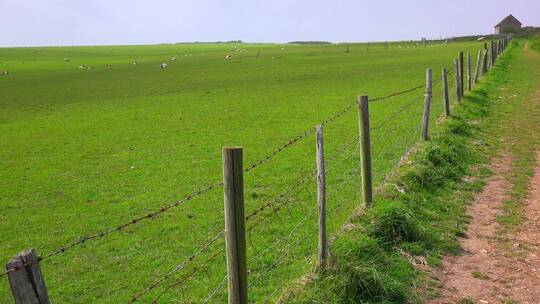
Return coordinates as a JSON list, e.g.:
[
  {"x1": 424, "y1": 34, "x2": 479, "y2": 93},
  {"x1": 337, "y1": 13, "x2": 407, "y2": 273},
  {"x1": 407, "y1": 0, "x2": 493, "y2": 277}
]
[{"x1": 0, "y1": 40, "x2": 487, "y2": 303}]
